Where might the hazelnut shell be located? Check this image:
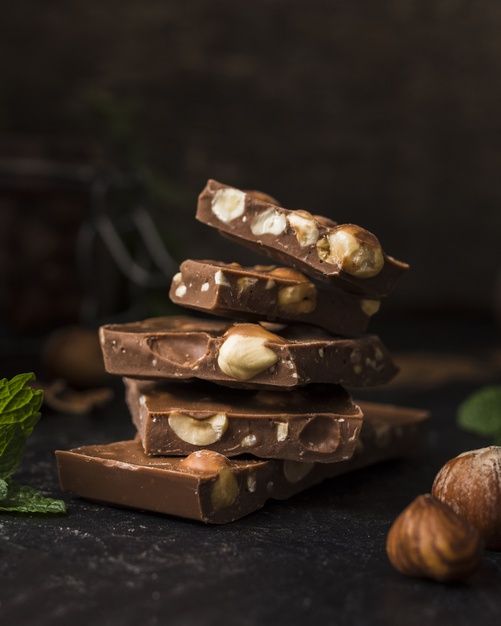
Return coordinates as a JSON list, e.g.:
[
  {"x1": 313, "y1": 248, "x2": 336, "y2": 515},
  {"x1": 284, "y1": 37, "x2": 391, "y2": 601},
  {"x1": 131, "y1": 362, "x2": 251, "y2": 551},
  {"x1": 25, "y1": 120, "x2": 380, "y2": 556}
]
[
  {"x1": 432, "y1": 446, "x2": 501, "y2": 550},
  {"x1": 386, "y1": 494, "x2": 482, "y2": 582}
]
